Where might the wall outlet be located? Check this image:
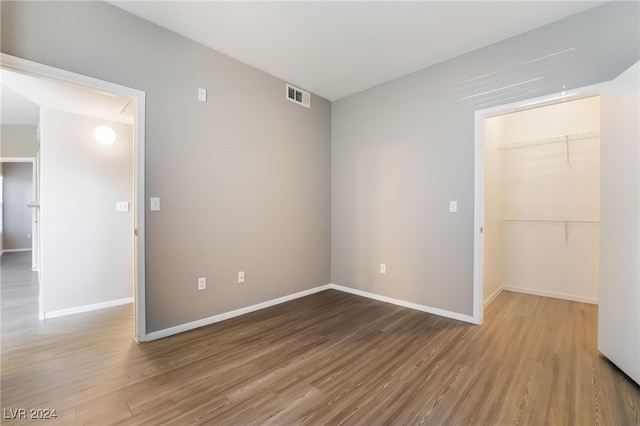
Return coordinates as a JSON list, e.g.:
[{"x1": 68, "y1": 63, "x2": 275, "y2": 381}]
[
  {"x1": 26, "y1": 233, "x2": 32, "y2": 239},
  {"x1": 116, "y1": 201, "x2": 130, "y2": 212},
  {"x1": 449, "y1": 201, "x2": 458, "y2": 213},
  {"x1": 198, "y1": 277, "x2": 206, "y2": 290},
  {"x1": 237, "y1": 271, "x2": 245, "y2": 283},
  {"x1": 380, "y1": 263, "x2": 386, "y2": 274}
]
